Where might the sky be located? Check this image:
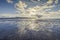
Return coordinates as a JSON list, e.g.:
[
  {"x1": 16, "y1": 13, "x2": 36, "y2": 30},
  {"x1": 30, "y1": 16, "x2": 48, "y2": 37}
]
[{"x1": 0, "y1": 0, "x2": 60, "y2": 18}]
